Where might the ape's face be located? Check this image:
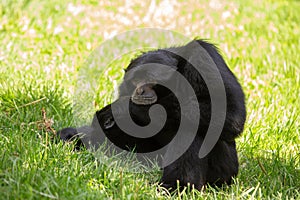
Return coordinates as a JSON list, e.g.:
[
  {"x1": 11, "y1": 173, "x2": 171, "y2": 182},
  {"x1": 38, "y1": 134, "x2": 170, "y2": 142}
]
[{"x1": 120, "y1": 50, "x2": 179, "y2": 105}]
